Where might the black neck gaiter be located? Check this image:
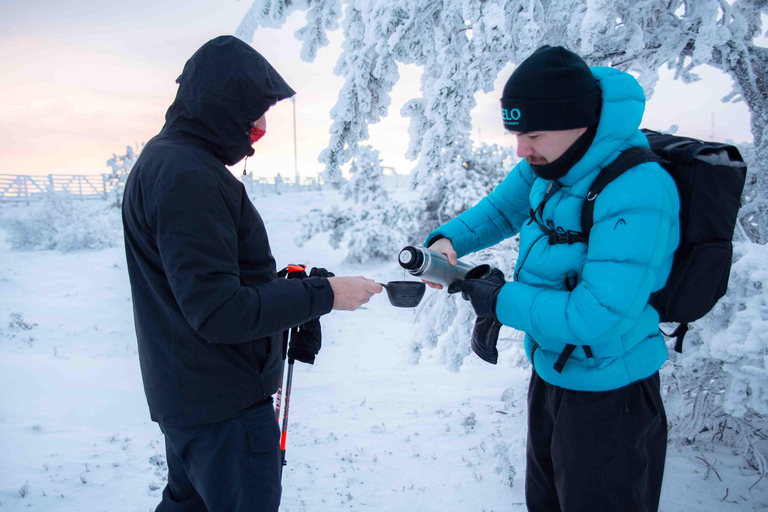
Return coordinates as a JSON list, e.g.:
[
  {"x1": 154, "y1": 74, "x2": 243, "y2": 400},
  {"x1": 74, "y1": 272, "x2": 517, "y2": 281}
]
[{"x1": 530, "y1": 125, "x2": 598, "y2": 181}]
